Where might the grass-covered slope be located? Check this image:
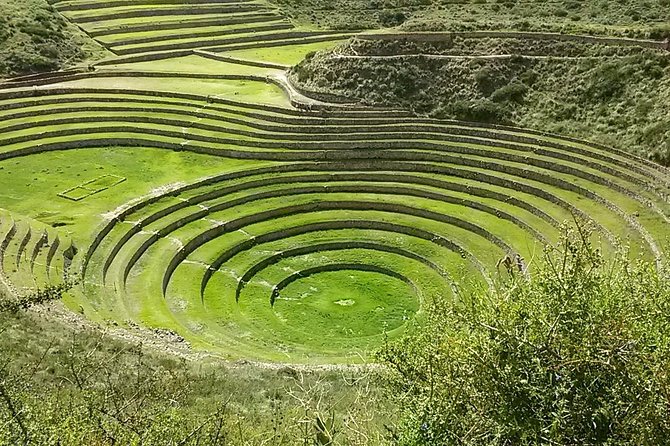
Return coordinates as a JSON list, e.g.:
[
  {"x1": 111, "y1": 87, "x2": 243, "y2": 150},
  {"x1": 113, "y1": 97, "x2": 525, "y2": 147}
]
[
  {"x1": 275, "y1": 0, "x2": 670, "y2": 36},
  {"x1": 0, "y1": 0, "x2": 105, "y2": 77},
  {"x1": 0, "y1": 303, "x2": 386, "y2": 445},
  {"x1": 291, "y1": 36, "x2": 670, "y2": 164}
]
